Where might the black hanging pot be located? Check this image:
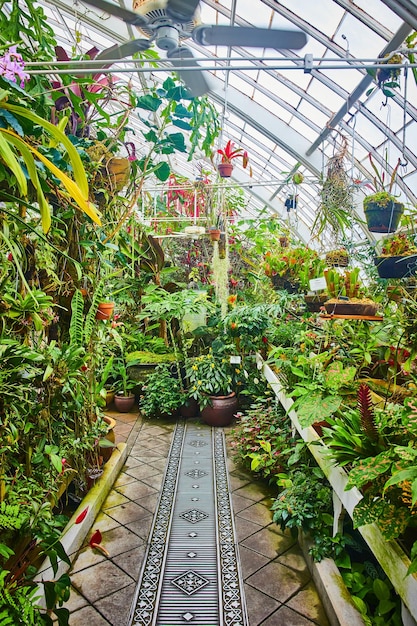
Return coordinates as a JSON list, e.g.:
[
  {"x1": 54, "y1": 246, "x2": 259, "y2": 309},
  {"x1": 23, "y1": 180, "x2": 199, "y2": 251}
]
[
  {"x1": 374, "y1": 255, "x2": 417, "y2": 278},
  {"x1": 364, "y1": 199, "x2": 404, "y2": 233}
]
